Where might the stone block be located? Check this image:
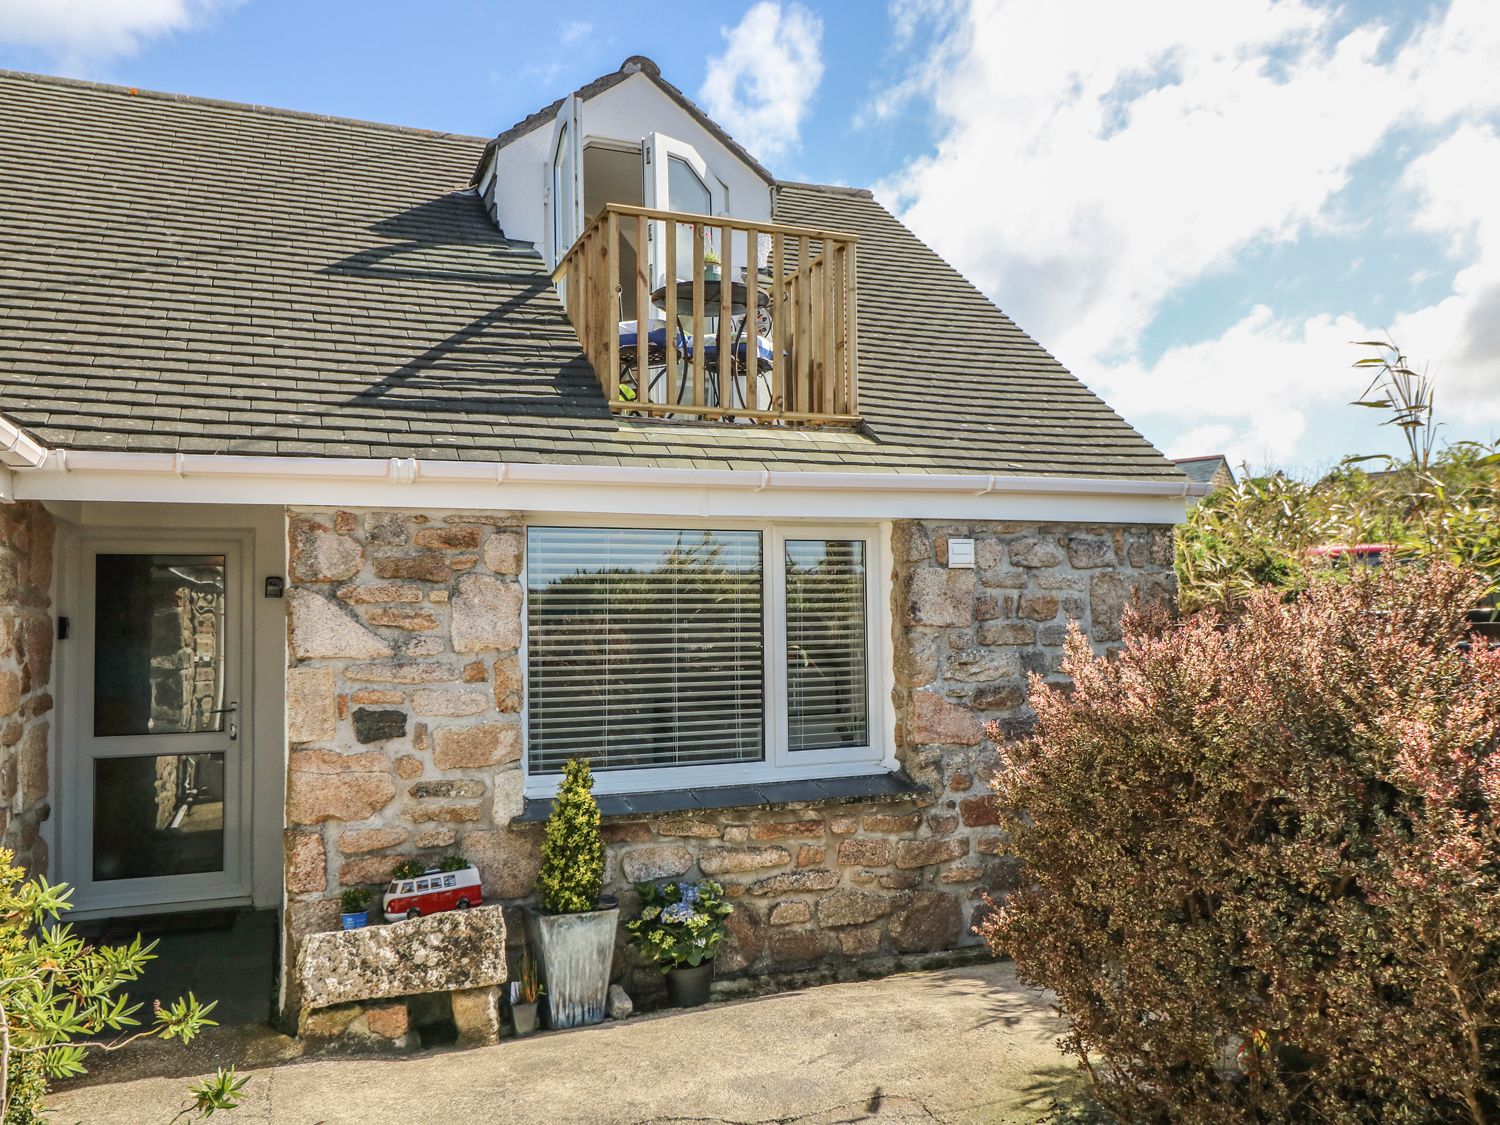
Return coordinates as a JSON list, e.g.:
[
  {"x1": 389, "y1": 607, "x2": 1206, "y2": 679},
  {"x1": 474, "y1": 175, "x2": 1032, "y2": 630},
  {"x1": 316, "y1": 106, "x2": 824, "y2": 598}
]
[
  {"x1": 606, "y1": 983, "x2": 633, "y2": 1020},
  {"x1": 17, "y1": 724, "x2": 46, "y2": 806},
  {"x1": 889, "y1": 891, "x2": 963, "y2": 953},
  {"x1": 972, "y1": 684, "x2": 1026, "y2": 711},
  {"x1": 656, "y1": 818, "x2": 721, "y2": 839},
  {"x1": 1090, "y1": 571, "x2": 1133, "y2": 642},
  {"x1": 837, "y1": 838, "x2": 892, "y2": 867},
  {"x1": 768, "y1": 901, "x2": 811, "y2": 925},
  {"x1": 697, "y1": 846, "x2": 790, "y2": 875},
  {"x1": 1017, "y1": 594, "x2": 1060, "y2": 622},
  {"x1": 373, "y1": 553, "x2": 452, "y2": 583},
  {"x1": 944, "y1": 648, "x2": 1022, "y2": 683},
  {"x1": 767, "y1": 927, "x2": 833, "y2": 963},
  {"x1": 492, "y1": 768, "x2": 524, "y2": 822},
  {"x1": 410, "y1": 780, "x2": 486, "y2": 799},
  {"x1": 289, "y1": 518, "x2": 362, "y2": 583},
  {"x1": 451, "y1": 575, "x2": 521, "y2": 654},
  {"x1": 939, "y1": 864, "x2": 984, "y2": 884},
  {"x1": 295, "y1": 904, "x2": 507, "y2": 1013},
  {"x1": 895, "y1": 838, "x2": 970, "y2": 869},
  {"x1": 482, "y1": 530, "x2": 523, "y2": 576},
  {"x1": 338, "y1": 828, "x2": 407, "y2": 855},
  {"x1": 829, "y1": 815, "x2": 858, "y2": 835},
  {"x1": 838, "y1": 925, "x2": 883, "y2": 956},
  {"x1": 287, "y1": 750, "x2": 396, "y2": 824},
  {"x1": 343, "y1": 660, "x2": 453, "y2": 687},
  {"x1": 816, "y1": 889, "x2": 895, "y2": 928},
  {"x1": 747, "y1": 869, "x2": 837, "y2": 896},
  {"x1": 797, "y1": 845, "x2": 825, "y2": 867},
  {"x1": 463, "y1": 828, "x2": 543, "y2": 898},
  {"x1": 288, "y1": 589, "x2": 393, "y2": 661},
  {"x1": 338, "y1": 583, "x2": 422, "y2": 605},
  {"x1": 861, "y1": 812, "x2": 920, "y2": 834},
  {"x1": 352, "y1": 708, "x2": 407, "y2": 744},
  {"x1": 905, "y1": 569, "x2": 976, "y2": 627},
  {"x1": 621, "y1": 845, "x2": 693, "y2": 883},
  {"x1": 339, "y1": 854, "x2": 402, "y2": 886},
  {"x1": 405, "y1": 804, "x2": 481, "y2": 823},
  {"x1": 364, "y1": 1001, "x2": 410, "y2": 1040},
  {"x1": 286, "y1": 831, "x2": 327, "y2": 894},
  {"x1": 433, "y1": 722, "x2": 520, "y2": 769},
  {"x1": 415, "y1": 527, "x2": 482, "y2": 550},
  {"x1": 364, "y1": 512, "x2": 409, "y2": 546},
  {"x1": 415, "y1": 828, "x2": 456, "y2": 849},
  {"x1": 365, "y1": 607, "x2": 440, "y2": 631},
  {"x1": 412, "y1": 690, "x2": 489, "y2": 717},
  {"x1": 394, "y1": 754, "x2": 424, "y2": 779},
  {"x1": 749, "y1": 819, "x2": 824, "y2": 841},
  {"x1": 978, "y1": 622, "x2": 1035, "y2": 646},
  {"x1": 1008, "y1": 536, "x2": 1063, "y2": 568},
  {"x1": 908, "y1": 690, "x2": 981, "y2": 746},
  {"x1": 492, "y1": 654, "x2": 522, "y2": 712},
  {"x1": 927, "y1": 813, "x2": 958, "y2": 836},
  {"x1": 959, "y1": 795, "x2": 1001, "y2": 827},
  {"x1": 451, "y1": 985, "x2": 502, "y2": 1047}
]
